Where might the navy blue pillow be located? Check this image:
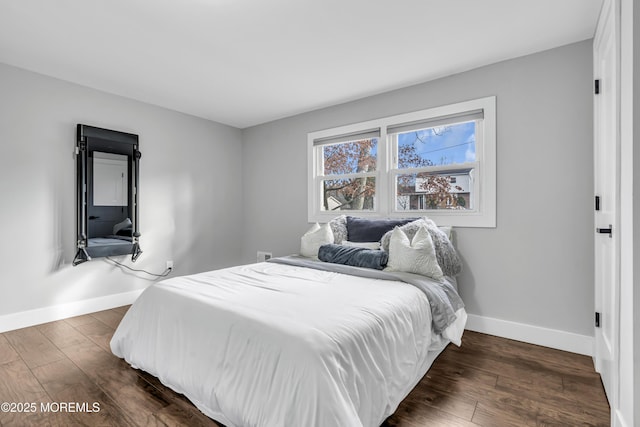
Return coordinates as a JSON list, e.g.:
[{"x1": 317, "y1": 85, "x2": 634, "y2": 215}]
[{"x1": 346, "y1": 216, "x2": 416, "y2": 242}]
